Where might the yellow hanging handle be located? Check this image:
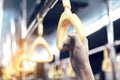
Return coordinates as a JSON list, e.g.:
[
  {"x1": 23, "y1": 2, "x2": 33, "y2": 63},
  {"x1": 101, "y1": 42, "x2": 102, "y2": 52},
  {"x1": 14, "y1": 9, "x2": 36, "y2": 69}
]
[
  {"x1": 16, "y1": 15, "x2": 53, "y2": 72},
  {"x1": 27, "y1": 36, "x2": 53, "y2": 63},
  {"x1": 26, "y1": 15, "x2": 53, "y2": 63},
  {"x1": 102, "y1": 48, "x2": 112, "y2": 72},
  {"x1": 56, "y1": 0, "x2": 86, "y2": 50},
  {"x1": 2, "y1": 42, "x2": 31, "y2": 76}
]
